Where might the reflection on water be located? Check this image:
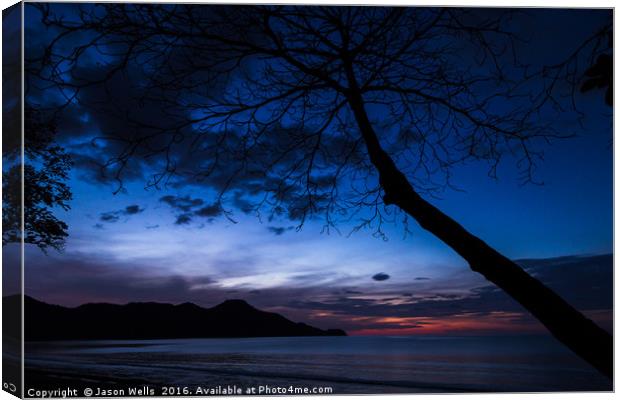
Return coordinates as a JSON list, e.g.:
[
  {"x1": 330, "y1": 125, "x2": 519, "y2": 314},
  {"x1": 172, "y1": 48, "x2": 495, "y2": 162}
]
[{"x1": 26, "y1": 335, "x2": 611, "y2": 393}]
